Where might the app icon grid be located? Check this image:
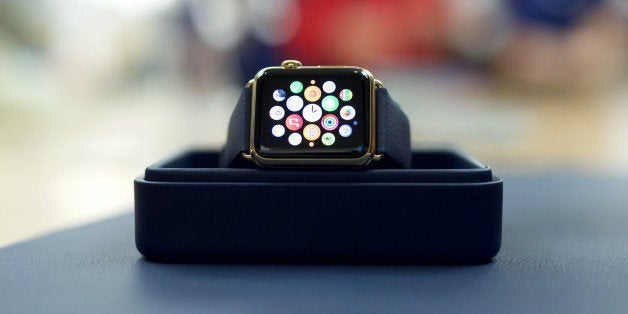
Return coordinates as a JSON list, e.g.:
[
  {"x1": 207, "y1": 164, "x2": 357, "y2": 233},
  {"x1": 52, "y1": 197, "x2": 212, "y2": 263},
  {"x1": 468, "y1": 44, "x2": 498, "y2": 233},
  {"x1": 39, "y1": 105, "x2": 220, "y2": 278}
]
[{"x1": 270, "y1": 81, "x2": 356, "y2": 148}]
